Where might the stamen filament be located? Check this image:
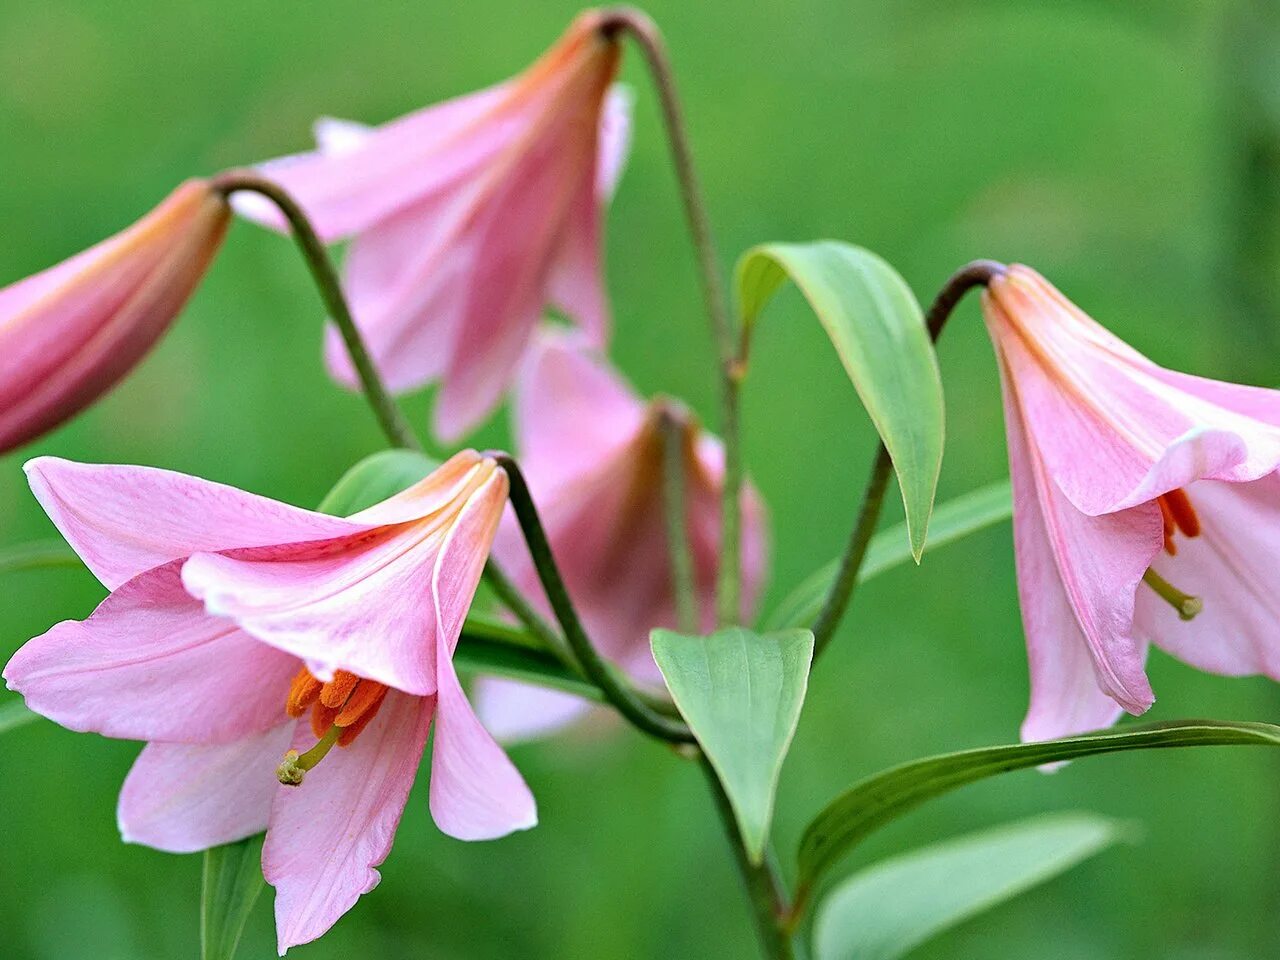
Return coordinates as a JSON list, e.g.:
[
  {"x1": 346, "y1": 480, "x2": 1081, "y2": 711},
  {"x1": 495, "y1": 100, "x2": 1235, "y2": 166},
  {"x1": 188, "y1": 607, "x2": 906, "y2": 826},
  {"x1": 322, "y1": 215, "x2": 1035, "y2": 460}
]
[
  {"x1": 1143, "y1": 568, "x2": 1204, "y2": 621},
  {"x1": 276, "y1": 724, "x2": 342, "y2": 786}
]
